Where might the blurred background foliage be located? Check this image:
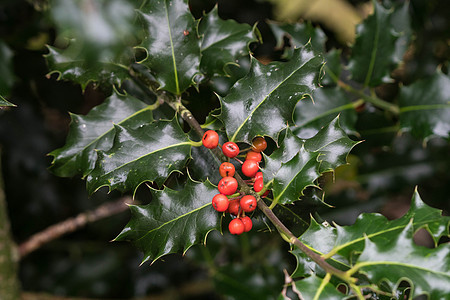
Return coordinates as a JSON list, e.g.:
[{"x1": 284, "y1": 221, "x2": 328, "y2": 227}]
[{"x1": 0, "y1": 0, "x2": 448, "y2": 299}]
